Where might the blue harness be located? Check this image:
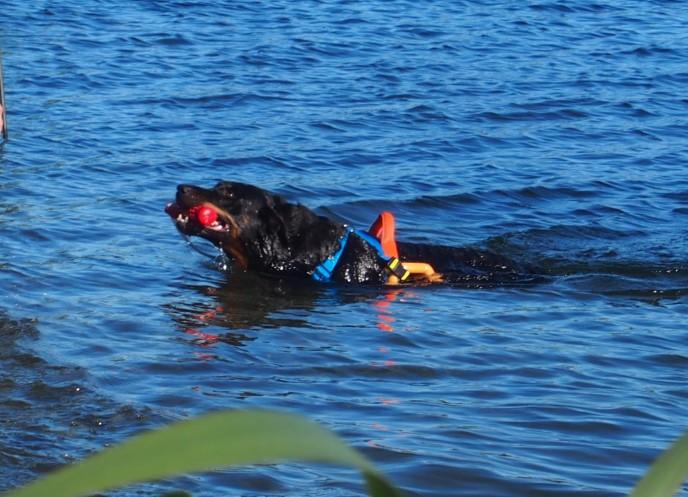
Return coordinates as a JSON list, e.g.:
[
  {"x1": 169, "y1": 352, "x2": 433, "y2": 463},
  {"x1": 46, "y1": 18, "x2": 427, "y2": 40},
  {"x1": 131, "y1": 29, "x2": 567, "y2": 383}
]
[{"x1": 311, "y1": 228, "x2": 409, "y2": 282}]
